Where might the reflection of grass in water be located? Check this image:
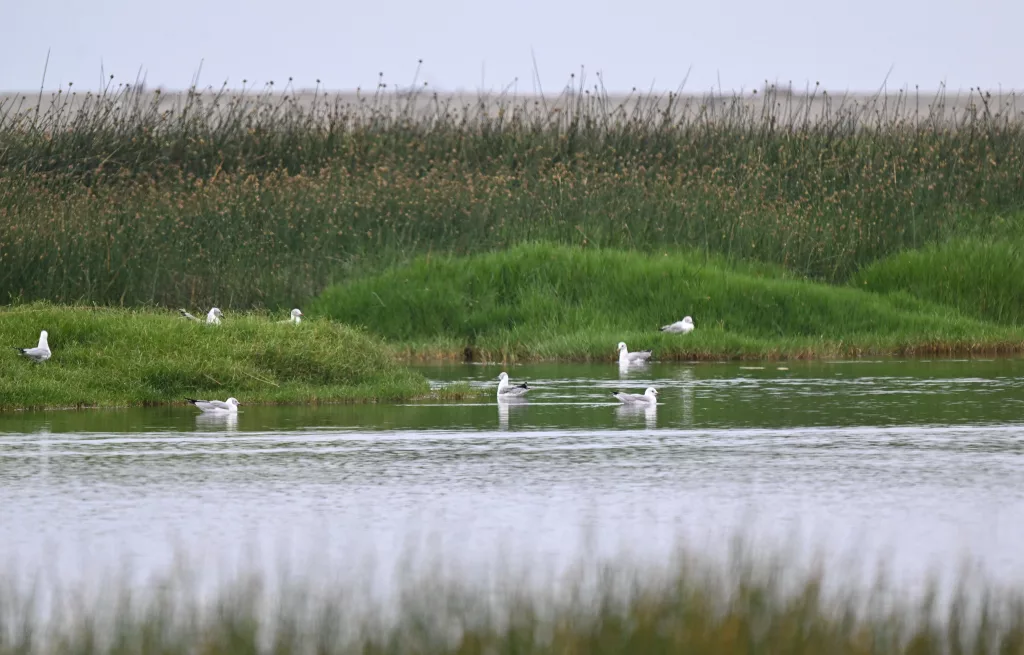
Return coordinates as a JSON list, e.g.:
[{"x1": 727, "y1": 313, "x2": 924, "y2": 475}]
[{"x1": 2, "y1": 544, "x2": 1021, "y2": 654}]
